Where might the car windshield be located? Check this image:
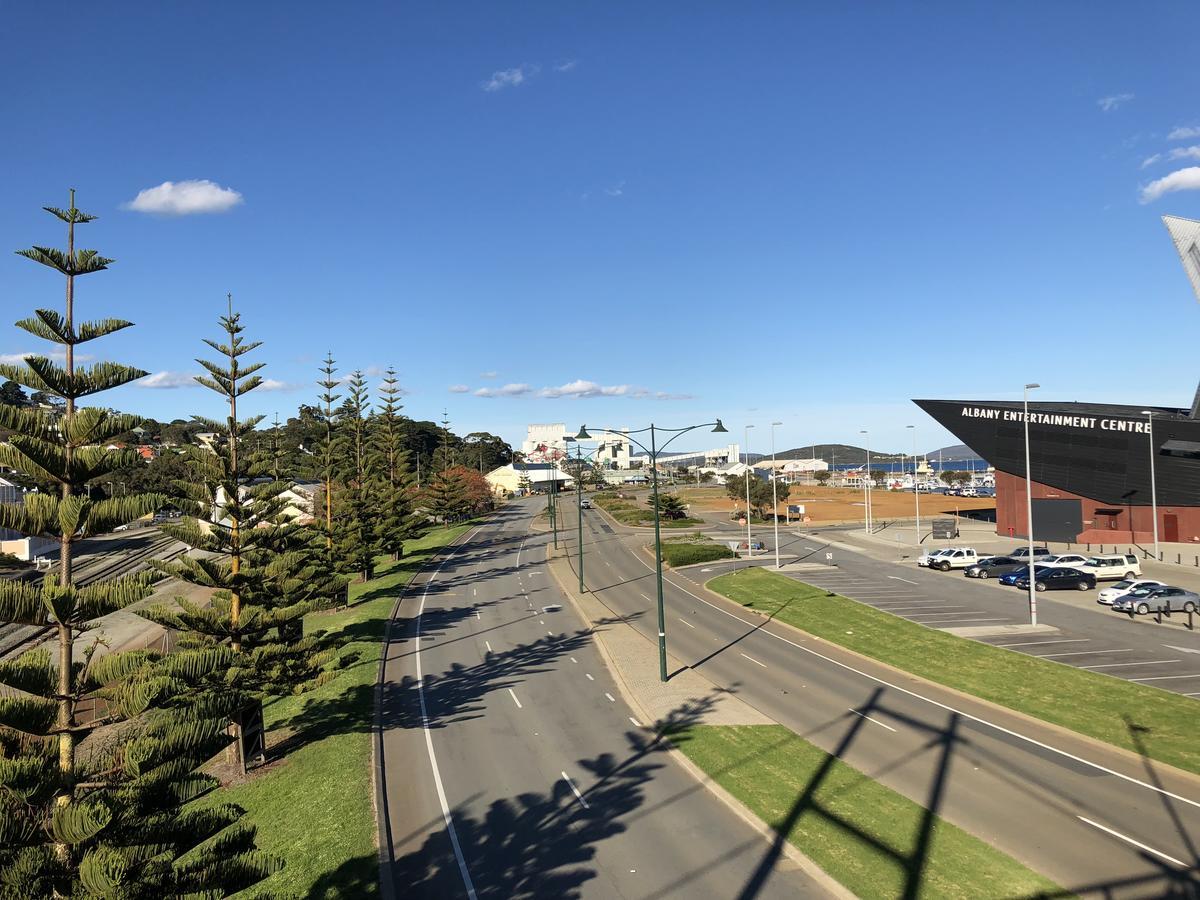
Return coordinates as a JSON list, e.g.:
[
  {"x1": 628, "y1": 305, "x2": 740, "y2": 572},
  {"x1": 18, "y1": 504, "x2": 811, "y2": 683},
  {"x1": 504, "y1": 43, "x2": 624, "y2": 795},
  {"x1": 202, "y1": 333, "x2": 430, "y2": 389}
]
[{"x1": 1112, "y1": 580, "x2": 1133, "y2": 589}]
